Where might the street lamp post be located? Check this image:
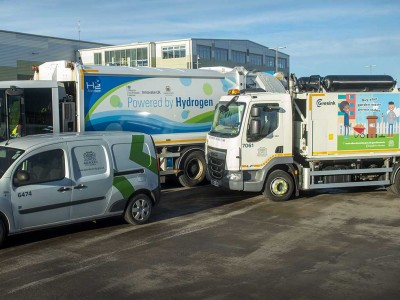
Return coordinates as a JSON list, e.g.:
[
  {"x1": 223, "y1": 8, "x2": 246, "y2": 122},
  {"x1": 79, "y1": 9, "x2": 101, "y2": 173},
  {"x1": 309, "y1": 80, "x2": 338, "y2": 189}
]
[
  {"x1": 275, "y1": 46, "x2": 286, "y2": 73},
  {"x1": 365, "y1": 64, "x2": 376, "y2": 74}
]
